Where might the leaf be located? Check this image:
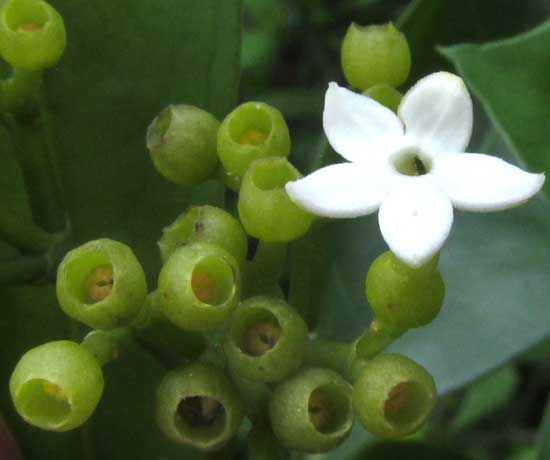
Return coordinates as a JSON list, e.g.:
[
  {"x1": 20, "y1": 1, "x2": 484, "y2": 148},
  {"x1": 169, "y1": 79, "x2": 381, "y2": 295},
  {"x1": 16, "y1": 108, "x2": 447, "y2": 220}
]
[
  {"x1": 398, "y1": 0, "x2": 550, "y2": 82},
  {"x1": 440, "y1": 21, "x2": 550, "y2": 196}
]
